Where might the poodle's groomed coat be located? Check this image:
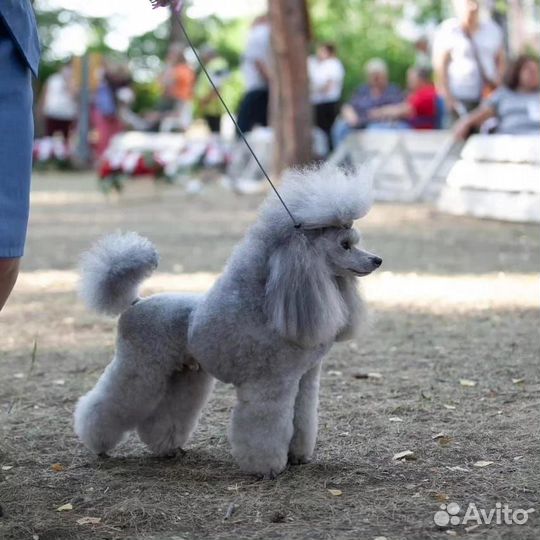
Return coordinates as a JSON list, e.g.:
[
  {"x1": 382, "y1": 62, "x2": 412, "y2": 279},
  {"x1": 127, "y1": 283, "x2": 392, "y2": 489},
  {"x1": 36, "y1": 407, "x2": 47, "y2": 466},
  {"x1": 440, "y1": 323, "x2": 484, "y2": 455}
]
[{"x1": 74, "y1": 164, "x2": 381, "y2": 477}]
